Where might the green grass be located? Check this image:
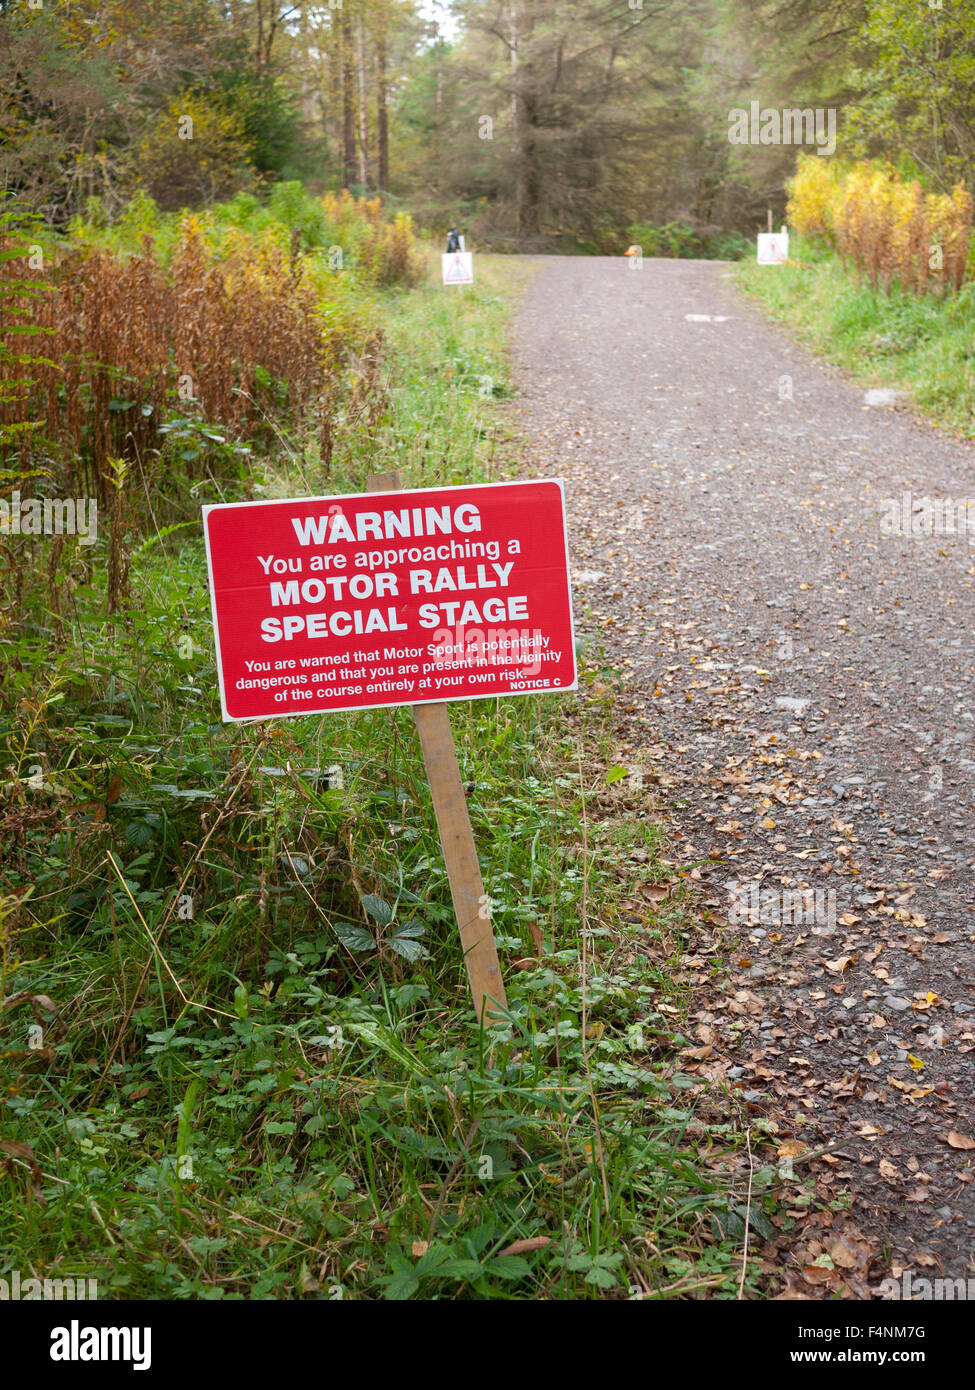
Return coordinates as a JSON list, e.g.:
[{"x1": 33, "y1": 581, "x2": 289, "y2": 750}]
[
  {"x1": 0, "y1": 241, "x2": 794, "y2": 1300},
  {"x1": 736, "y1": 236, "x2": 975, "y2": 435}
]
